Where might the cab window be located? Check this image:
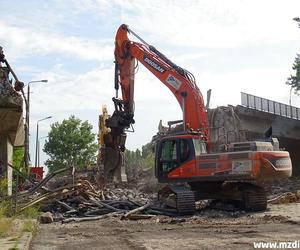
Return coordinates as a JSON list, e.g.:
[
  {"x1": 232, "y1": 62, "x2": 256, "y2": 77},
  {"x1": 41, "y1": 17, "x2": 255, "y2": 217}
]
[
  {"x1": 160, "y1": 140, "x2": 177, "y2": 161},
  {"x1": 193, "y1": 139, "x2": 207, "y2": 156},
  {"x1": 179, "y1": 139, "x2": 191, "y2": 163},
  {"x1": 159, "y1": 140, "x2": 178, "y2": 176}
]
